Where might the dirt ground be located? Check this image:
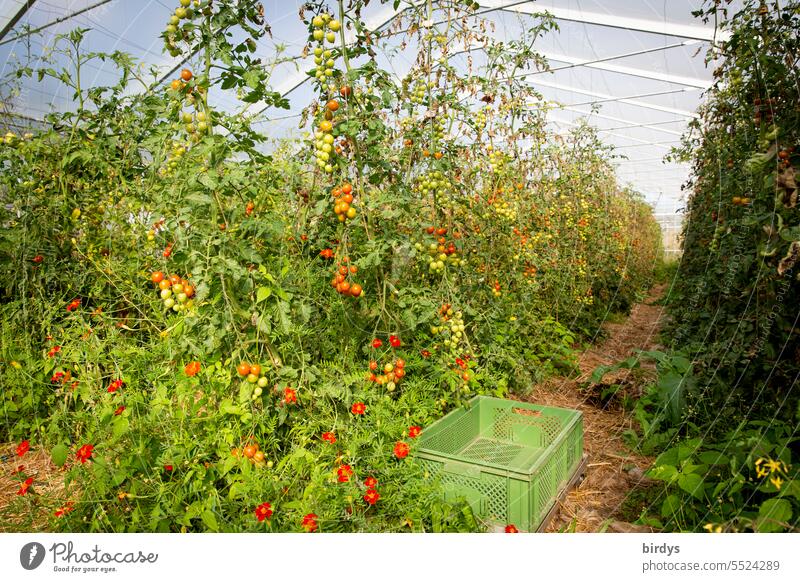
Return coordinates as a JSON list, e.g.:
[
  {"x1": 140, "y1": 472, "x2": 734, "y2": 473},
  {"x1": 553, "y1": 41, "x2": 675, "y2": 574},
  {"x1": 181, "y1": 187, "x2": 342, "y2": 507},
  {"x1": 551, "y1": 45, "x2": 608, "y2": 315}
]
[{"x1": 527, "y1": 283, "x2": 668, "y2": 532}]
